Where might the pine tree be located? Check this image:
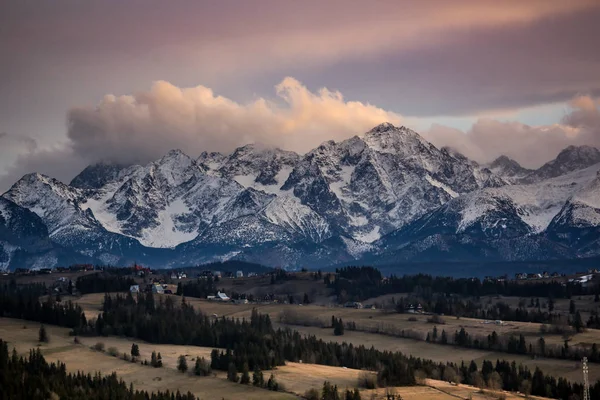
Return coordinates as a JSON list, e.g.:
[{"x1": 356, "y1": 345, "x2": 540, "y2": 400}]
[
  {"x1": 569, "y1": 299, "x2": 575, "y2": 314},
  {"x1": 131, "y1": 343, "x2": 140, "y2": 359},
  {"x1": 151, "y1": 351, "x2": 157, "y2": 367},
  {"x1": 38, "y1": 324, "x2": 49, "y2": 343},
  {"x1": 253, "y1": 365, "x2": 264, "y2": 387},
  {"x1": 240, "y1": 362, "x2": 250, "y2": 384},
  {"x1": 177, "y1": 355, "x2": 188, "y2": 373},
  {"x1": 303, "y1": 293, "x2": 310, "y2": 304},
  {"x1": 157, "y1": 352, "x2": 163, "y2": 367},
  {"x1": 440, "y1": 330, "x2": 448, "y2": 345},
  {"x1": 227, "y1": 362, "x2": 238, "y2": 382},
  {"x1": 573, "y1": 311, "x2": 584, "y2": 333}
]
